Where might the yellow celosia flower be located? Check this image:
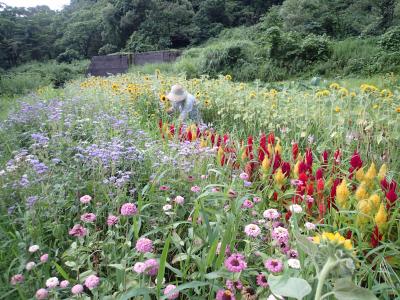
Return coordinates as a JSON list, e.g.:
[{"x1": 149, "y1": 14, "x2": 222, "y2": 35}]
[
  {"x1": 261, "y1": 157, "x2": 270, "y2": 171},
  {"x1": 200, "y1": 138, "x2": 207, "y2": 148},
  {"x1": 267, "y1": 143, "x2": 273, "y2": 156},
  {"x1": 355, "y1": 167, "x2": 364, "y2": 182},
  {"x1": 378, "y1": 164, "x2": 387, "y2": 181},
  {"x1": 365, "y1": 162, "x2": 376, "y2": 181},
  {"x1": 275, "y1": 140, "x2": 282, "y2": 155},
  {"x1": 293, "y1": 160, "x2": 300, "y2": 177},
  {"x1": 368, "y1": 194, "x2": 380, "y2": 210},
  {"x1": 336, "y1": 179, "x2": 350, "y2": 208},
  {"x1": 374, "y1": 203, "x2": 387, "y2": 231},
  {"x1": 274, "y1": 168, "x2": 285, "y2": 187},
  {"x1": 355, "y1": 183, "x2": 368, "y2": 201},
  {"x1": 357, "y1": 199, "x2": 371, "y2": 214}
]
